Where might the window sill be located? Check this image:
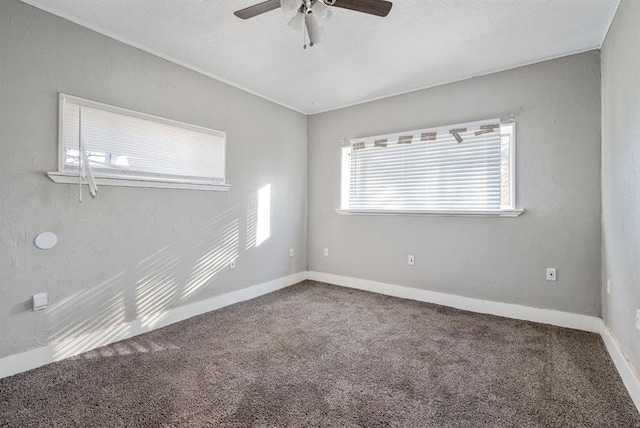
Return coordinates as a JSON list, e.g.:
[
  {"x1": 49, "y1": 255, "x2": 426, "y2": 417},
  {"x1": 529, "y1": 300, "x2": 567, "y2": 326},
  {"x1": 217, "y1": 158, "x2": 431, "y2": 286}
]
[
  {"x1": 335, "y1": 208, "x2": 524, "y2": 218},
  {"x1": 47, "y1": 172, "x2": 231, "y2": 192}
]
